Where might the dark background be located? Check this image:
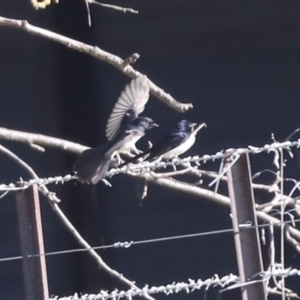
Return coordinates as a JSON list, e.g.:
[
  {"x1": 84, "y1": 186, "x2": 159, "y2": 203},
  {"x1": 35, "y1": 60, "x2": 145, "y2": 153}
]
[{"x1": 0, "y1": 0, "x2": 300, "y2": 299}]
